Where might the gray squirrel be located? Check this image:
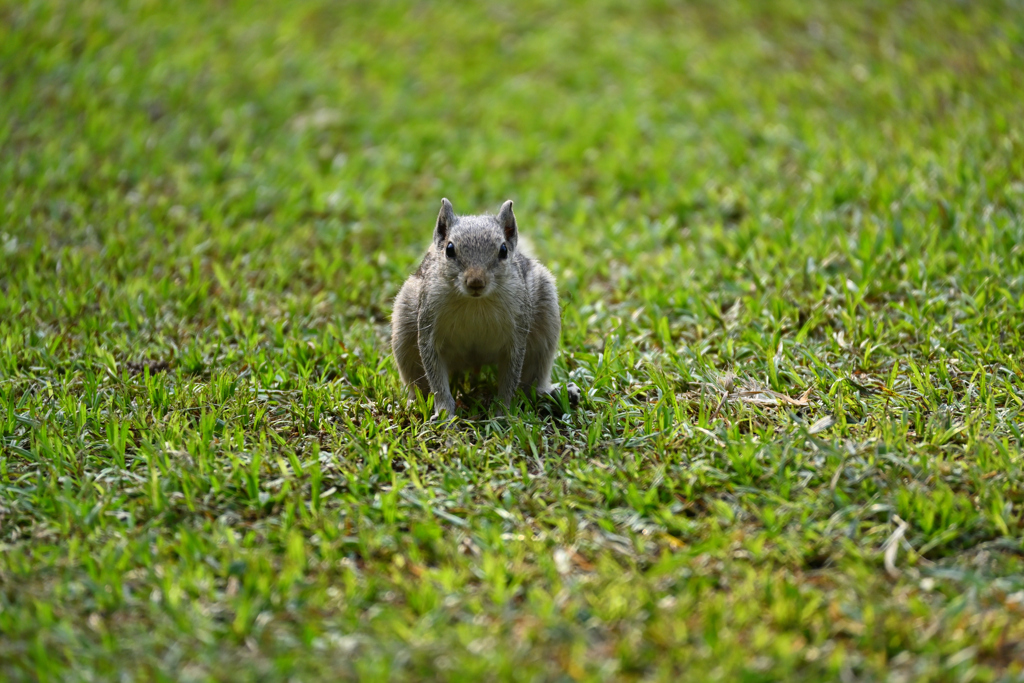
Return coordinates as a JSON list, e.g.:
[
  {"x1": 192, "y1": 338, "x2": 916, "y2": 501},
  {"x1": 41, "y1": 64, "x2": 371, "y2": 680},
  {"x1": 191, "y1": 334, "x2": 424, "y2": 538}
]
[{"x1": 391, "y1": 198, "x2": 580, "y2": 417}]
